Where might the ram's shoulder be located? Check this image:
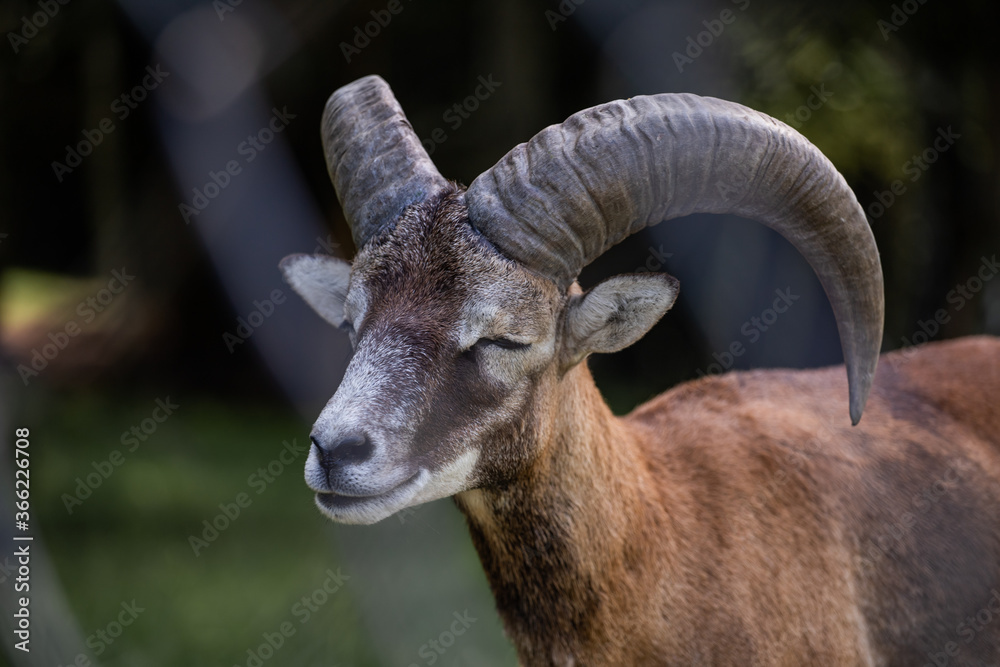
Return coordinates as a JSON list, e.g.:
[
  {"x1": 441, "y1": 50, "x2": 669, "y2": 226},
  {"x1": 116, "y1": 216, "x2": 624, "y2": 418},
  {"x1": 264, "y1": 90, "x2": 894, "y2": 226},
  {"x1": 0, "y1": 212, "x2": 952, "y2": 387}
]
[
  {"x1": 626, "y1": 363, "x2": 845, "y2": 435},
  {"x1": 626, "y1": 336, "x2": 1000, "y2": 460}
]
